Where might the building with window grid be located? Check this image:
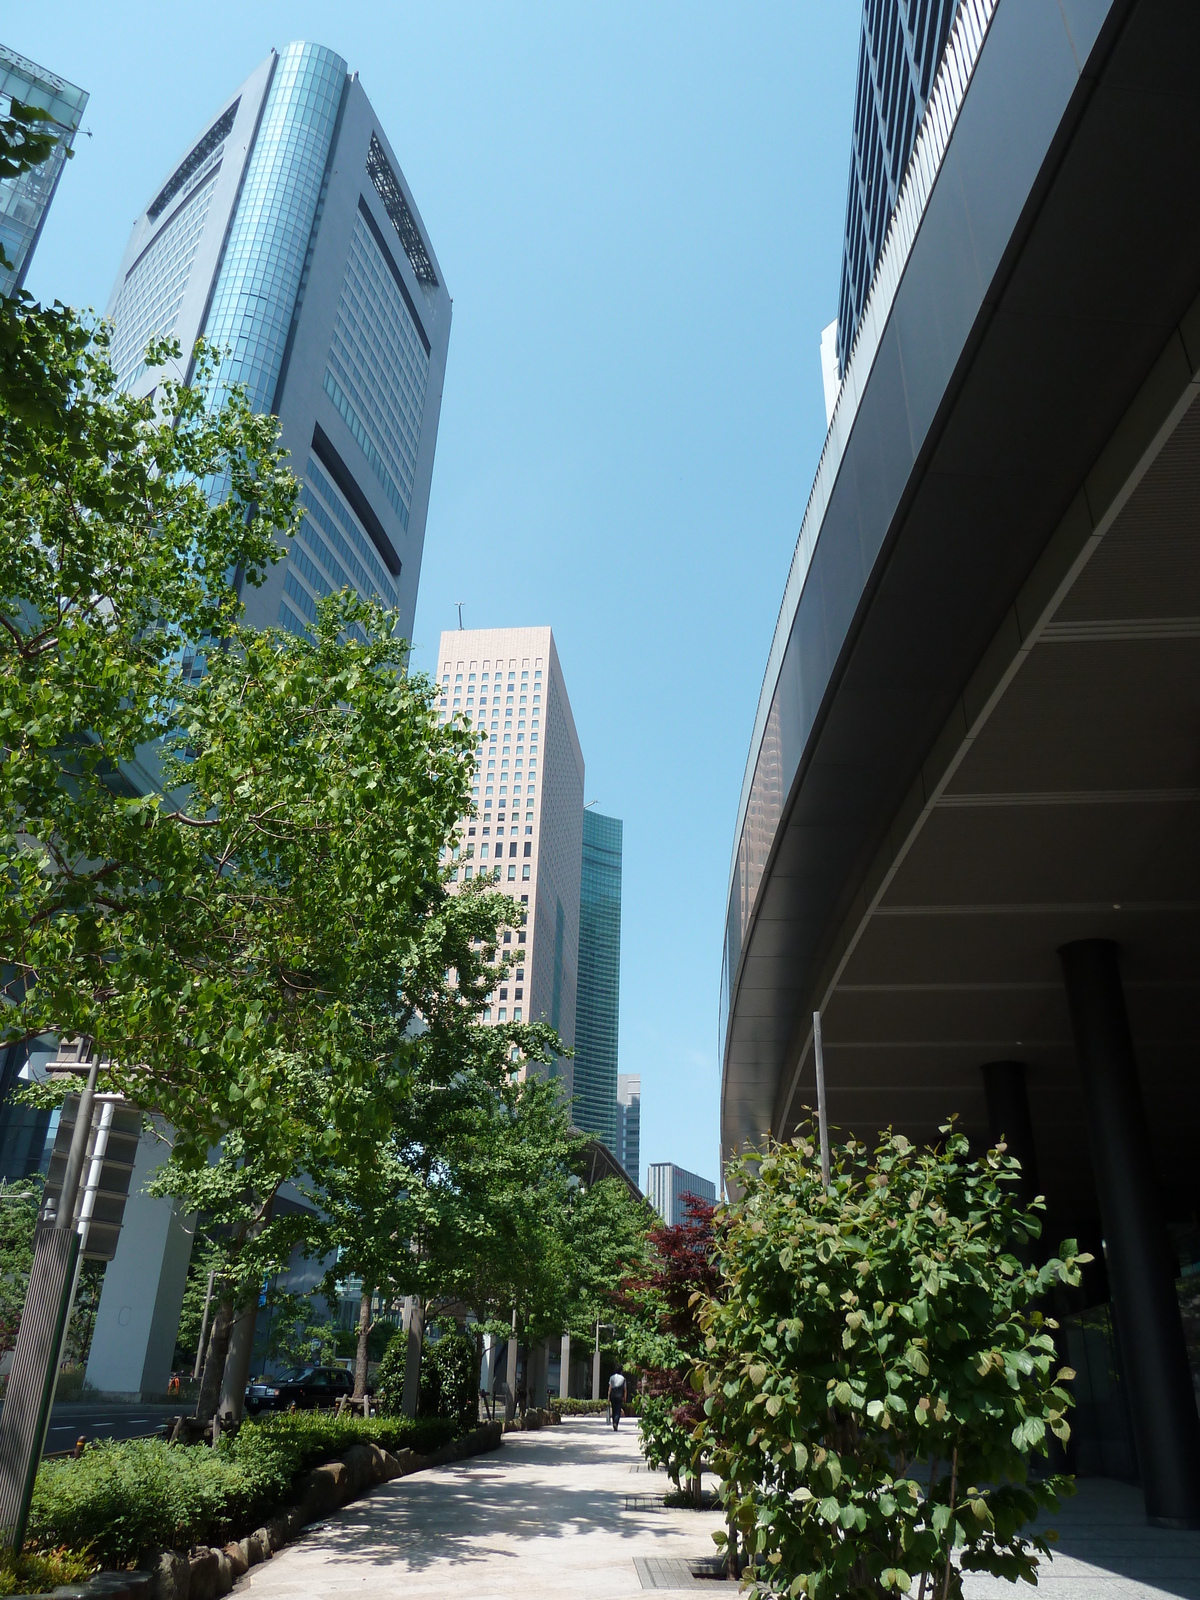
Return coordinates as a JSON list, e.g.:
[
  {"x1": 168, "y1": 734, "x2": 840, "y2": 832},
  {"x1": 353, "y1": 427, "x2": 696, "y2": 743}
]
[
  {"x1": 574, "y1": 811, "x2": 623, "y2": 1155},
  {"x1": 616, "y1": 1074, "x2": 640, "y2": 1190},
  {"x1": 834, "y1": 0, "x2": 959, "y2": 376},
  {"x1": 438, "y1": 628, "x2": 585, "y2": 1102},
  {"x1": 104, "y1": 42, "x2": 451, "y2": 644},
  {"x1": 0, "y1": 44, "x2": 88, "y2": 298},
  {"x1": 646, "y1": 1162, "x2": 714, "y2": 1229}
]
